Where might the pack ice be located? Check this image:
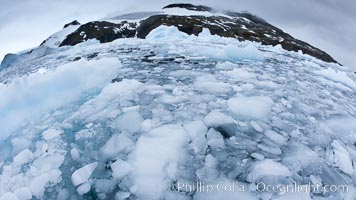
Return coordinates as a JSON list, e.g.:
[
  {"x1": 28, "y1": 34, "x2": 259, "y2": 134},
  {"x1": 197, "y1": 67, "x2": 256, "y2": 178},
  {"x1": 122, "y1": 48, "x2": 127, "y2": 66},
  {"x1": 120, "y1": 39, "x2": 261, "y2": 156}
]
[{"x1": 0, "y1": 16, "x2": 355, "y2": 200}]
